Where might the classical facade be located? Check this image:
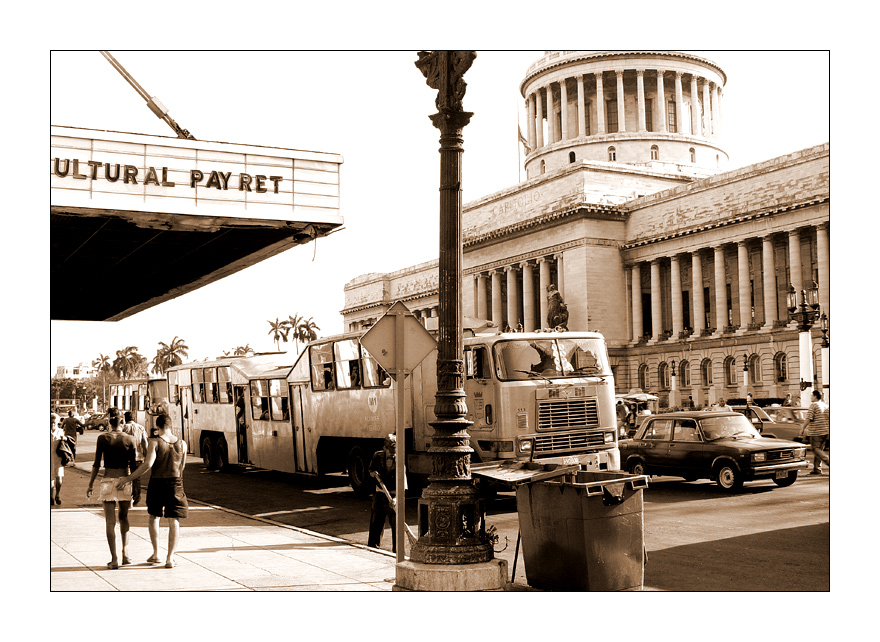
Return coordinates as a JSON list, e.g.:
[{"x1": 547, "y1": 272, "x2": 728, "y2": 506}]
[{"x1": 342, "y1": 52, "x2": 830, "y2": 408}]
